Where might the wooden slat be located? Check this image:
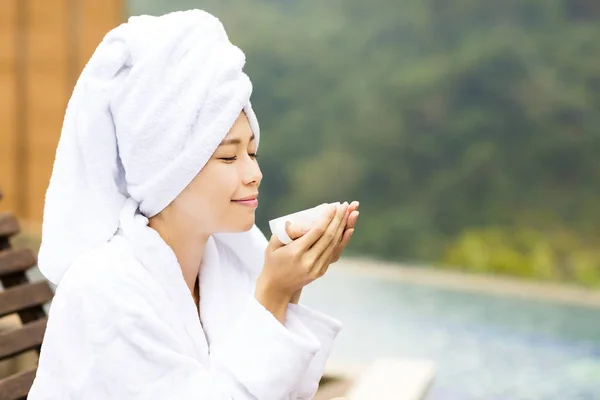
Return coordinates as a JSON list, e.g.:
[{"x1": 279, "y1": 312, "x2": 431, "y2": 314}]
[
  {"x1": 0, "y1": 214, "x2": 19, "y2": 238},
  {"x1": 0, "y1": 282, "x2": 53, "y2": 318},
  {"x1": 0, "y1": 249, "x2": 36, "y2": 277},
  {"x1": 0, "y1": 239, "x2": 10, "y2": 252},
  {"x1": 0, "y1": 318, "x2": 46, "y2": 360},
  {"x1": 0, "y1": 249, "x2": 46, "y2": 324},
  {"x1": 0, "y1": 368, "x2": 37, "y2": 400},
  {"x1": 1, "y1": 275, "x2": 48, "y2": 325}
]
